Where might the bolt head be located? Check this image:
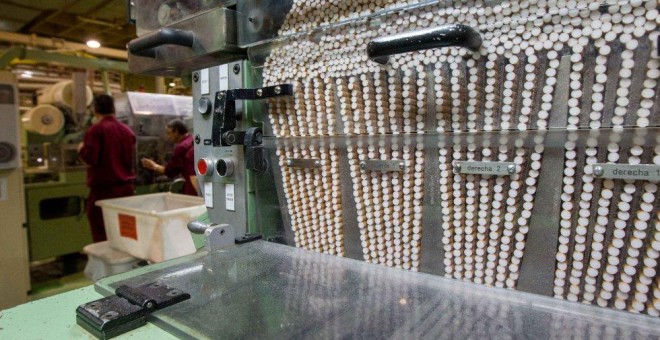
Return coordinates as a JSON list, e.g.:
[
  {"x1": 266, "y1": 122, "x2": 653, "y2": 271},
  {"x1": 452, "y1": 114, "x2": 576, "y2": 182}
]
[
  {"x1": 507, "y1": 164, "x2": 516, "y2": 174},
  {"x1": 593, "y1": 165, "x2": 604, "y2": 177},
  {"x1": 286, "y1": 159, "x2": 293, "y2": 166},
  {"x1": 398, "y1": 161, "x2": 406, "y2": 171},
  {"x1": 274, "y1": 86, "x2": 281, "y2": 94},
  {"x1": 360, "y1": 162, "x2": 366, "y2": 170},
  {"x1": 256, "y1": 89, "x2": 263, "y2": 97},
  {"x1": 314, "y1": 160, "x2": 321, "y2": 167},
  {"x1": 218, "y1": 91, "x2": 225, "y2": 99},
  {"x1": 453, "y1": 162, "x2": 462, "y2": 172}
]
